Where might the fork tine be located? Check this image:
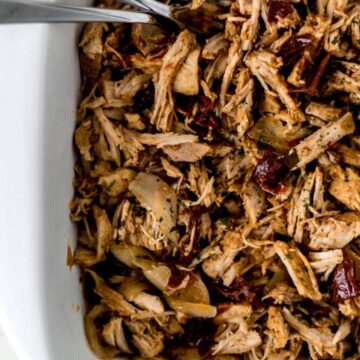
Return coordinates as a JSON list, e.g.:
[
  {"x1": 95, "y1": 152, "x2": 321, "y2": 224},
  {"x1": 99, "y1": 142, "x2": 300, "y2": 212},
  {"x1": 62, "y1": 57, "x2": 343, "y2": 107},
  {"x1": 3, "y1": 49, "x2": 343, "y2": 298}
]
[
  {"x1": 117, "y1": 0, "x2": 171, "y2": 17},
  {"x1": 0, "y1": 0, "x2": 157, "y2": 24},
  {"x1": 171, "y1": 1, "x2": 227, "y2": 35}
]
